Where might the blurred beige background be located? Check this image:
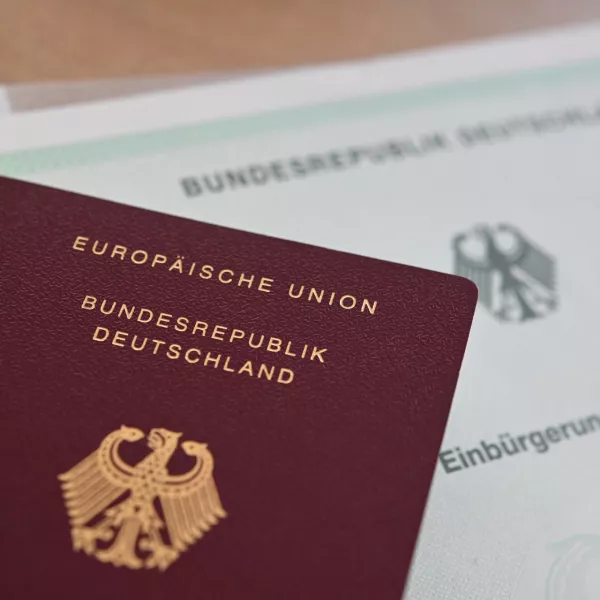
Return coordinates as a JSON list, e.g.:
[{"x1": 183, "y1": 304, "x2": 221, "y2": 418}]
[{"x1": 0, "y1": 0, "x2": 600, "y2": 82}]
